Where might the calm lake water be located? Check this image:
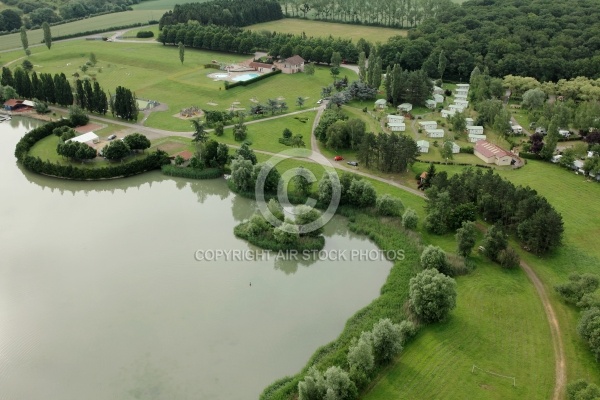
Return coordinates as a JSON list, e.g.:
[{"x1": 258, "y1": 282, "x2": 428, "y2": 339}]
[{"x1": 0, "y1": 118, "x2": 392, "y2": 400}]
